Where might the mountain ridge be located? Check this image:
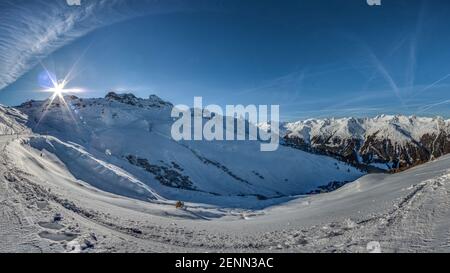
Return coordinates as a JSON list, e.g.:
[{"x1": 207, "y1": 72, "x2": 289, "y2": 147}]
[
  {"x1": 277, "y1": 115, "x2": 450, "y2": 171},
  {"x1": 13, "y1": 92, "x2": 450, "y2": 174},
  {"x1": 10, "y1": 92, "x2": 363, "y2": 207}
]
